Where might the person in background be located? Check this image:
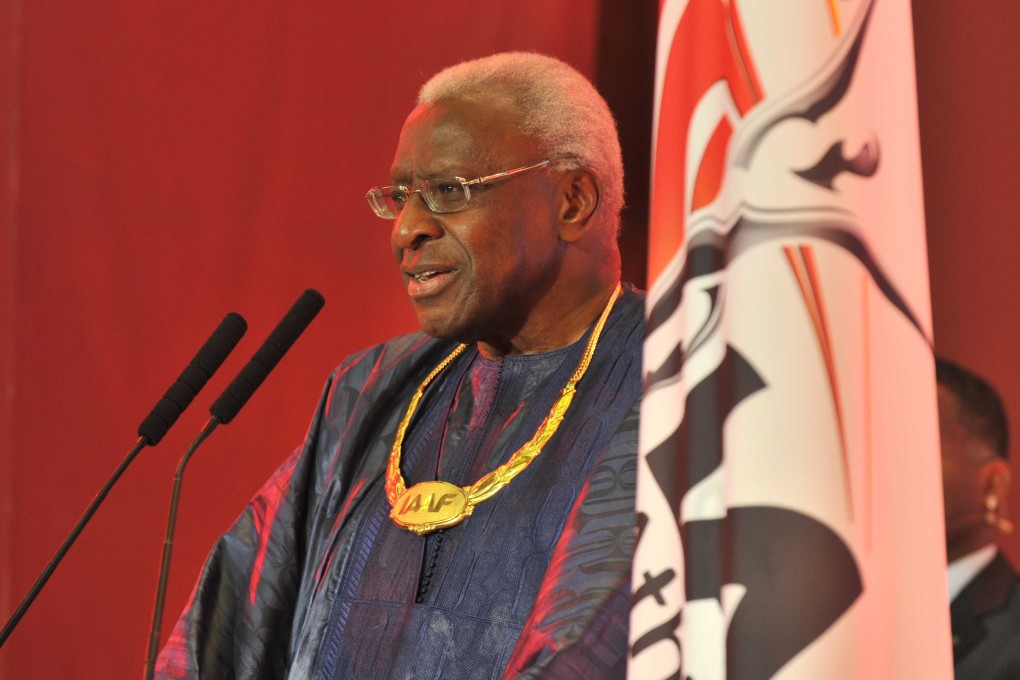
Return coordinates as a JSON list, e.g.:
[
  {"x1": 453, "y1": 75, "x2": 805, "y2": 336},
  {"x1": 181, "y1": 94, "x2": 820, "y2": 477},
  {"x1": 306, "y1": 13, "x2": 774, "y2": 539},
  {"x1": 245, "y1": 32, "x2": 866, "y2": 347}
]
[{"x1": 938, "y1": 357, "x2": 1020, "y2": 679}]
